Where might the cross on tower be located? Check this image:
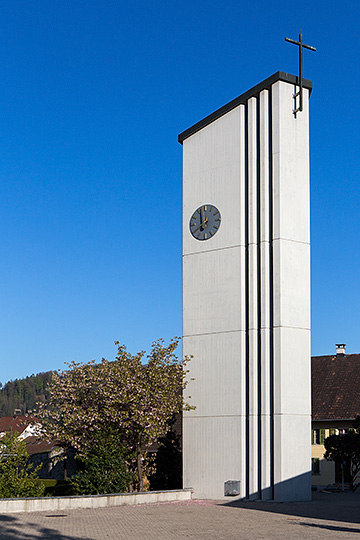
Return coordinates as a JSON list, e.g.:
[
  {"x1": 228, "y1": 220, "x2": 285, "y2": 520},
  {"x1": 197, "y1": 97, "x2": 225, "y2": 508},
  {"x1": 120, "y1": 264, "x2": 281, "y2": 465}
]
[{"x1": 285, "y1": 31, "x2": 316, "y2": 114}]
